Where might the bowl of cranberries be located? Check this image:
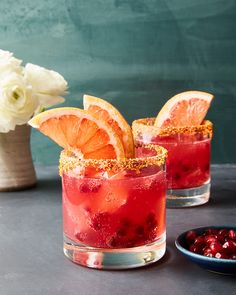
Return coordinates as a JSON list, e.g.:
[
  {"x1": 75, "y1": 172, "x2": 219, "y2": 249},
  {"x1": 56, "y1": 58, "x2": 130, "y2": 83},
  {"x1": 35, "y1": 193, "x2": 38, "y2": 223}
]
[{"x1": 175, "y1": 226, "x2": 236, "y2": 275}]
